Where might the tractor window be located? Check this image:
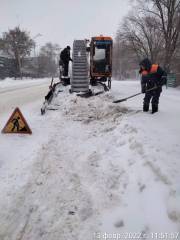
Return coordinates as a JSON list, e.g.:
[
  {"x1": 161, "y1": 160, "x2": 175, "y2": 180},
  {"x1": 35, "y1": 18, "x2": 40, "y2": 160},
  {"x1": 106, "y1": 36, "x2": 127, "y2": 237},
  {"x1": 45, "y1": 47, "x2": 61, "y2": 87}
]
[
  {"x1": 92, "y1": 44, "x2": 111, "y2": 74},
  {"x1": 94, "y1": 47, "x2": 106, "y2": 61}
]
